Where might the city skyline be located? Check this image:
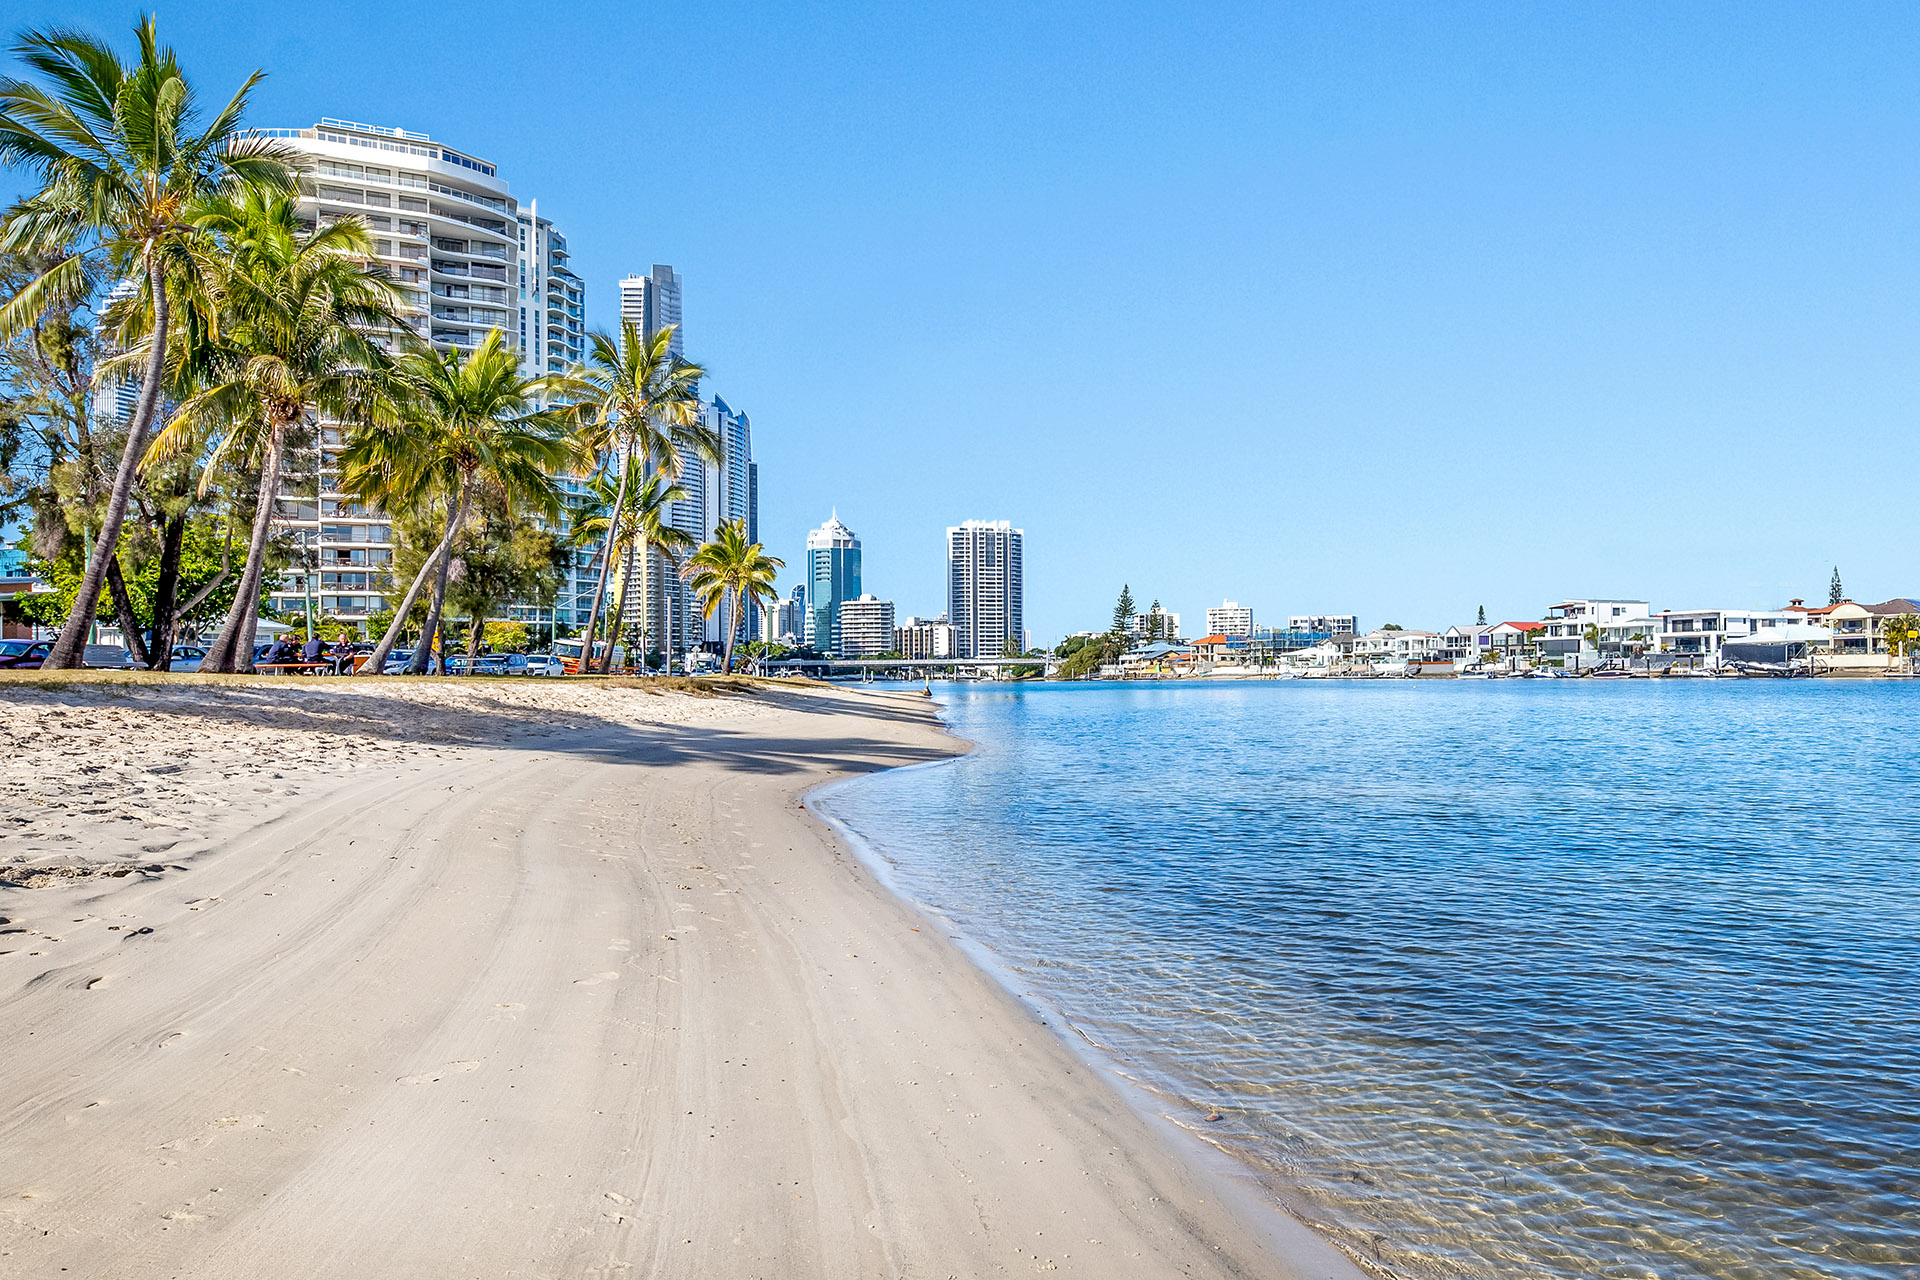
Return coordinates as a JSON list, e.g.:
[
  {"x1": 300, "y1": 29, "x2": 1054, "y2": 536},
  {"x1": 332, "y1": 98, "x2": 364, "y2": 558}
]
[{"x1": 5, "y1": 3, "x2": 1917, "y2": 643}]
